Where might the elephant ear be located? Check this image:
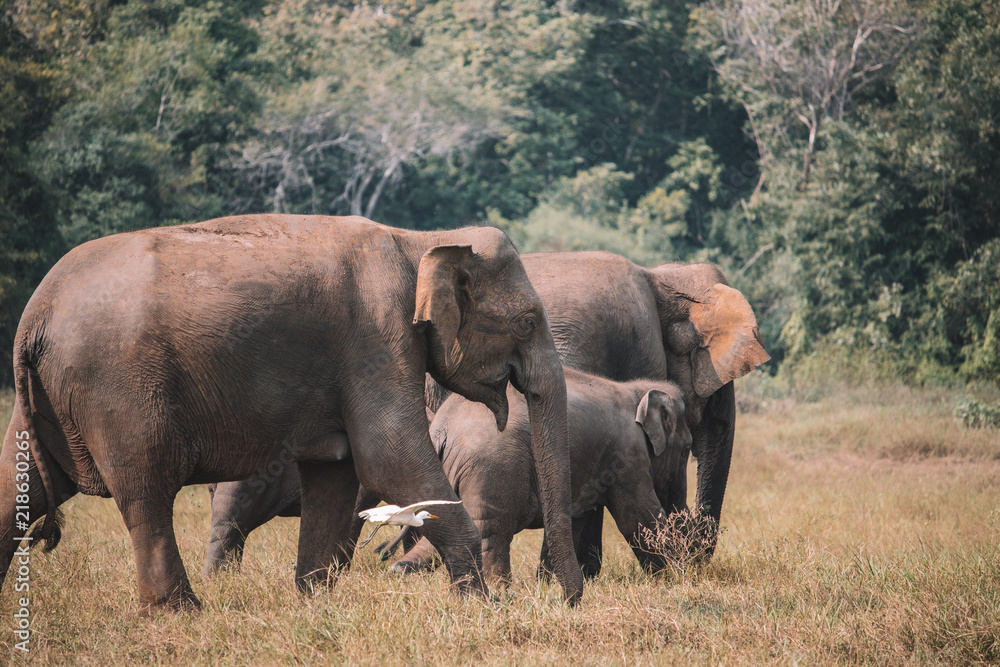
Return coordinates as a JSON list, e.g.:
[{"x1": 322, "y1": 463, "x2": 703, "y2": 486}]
[
  {"x1": 689, "y1": 284, "x2": 770, "y2": 398},
  {"x1": 414, "y1": 245, "x2": 475, "y2": 368},
  {"x1": 635, "y1": 389, "x2": 689, "y2": 475}
]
